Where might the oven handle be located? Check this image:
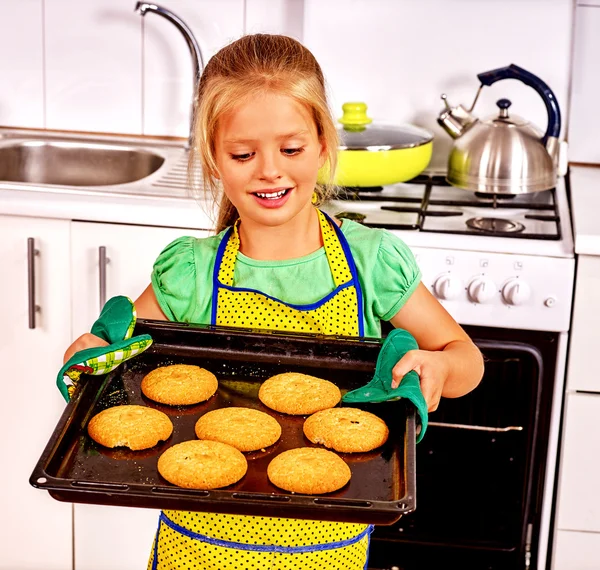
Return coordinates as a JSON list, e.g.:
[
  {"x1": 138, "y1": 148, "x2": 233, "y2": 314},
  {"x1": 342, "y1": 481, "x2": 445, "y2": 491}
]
[{"x1": 428, "y1": 421, "x2": 523, "y2": 432}]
